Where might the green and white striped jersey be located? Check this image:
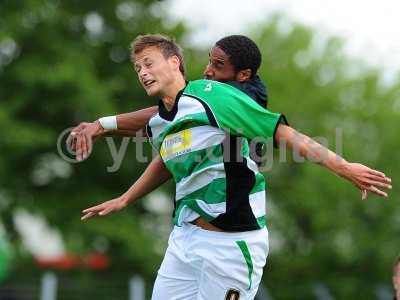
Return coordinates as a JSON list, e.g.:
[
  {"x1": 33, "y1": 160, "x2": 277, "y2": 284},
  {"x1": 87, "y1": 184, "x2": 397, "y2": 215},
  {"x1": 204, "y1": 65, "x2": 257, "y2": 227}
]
[{"x1": 147, "y1": 79, "x2": 287, "y2": 232}]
